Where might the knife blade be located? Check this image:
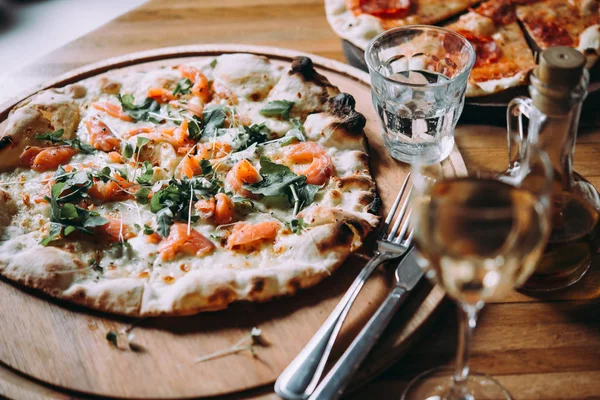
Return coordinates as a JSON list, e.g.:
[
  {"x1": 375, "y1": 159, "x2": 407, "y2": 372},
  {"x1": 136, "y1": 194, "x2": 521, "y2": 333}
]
[{"x1": 395, "y1": 246, "x2": 424, "y2": 291}]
